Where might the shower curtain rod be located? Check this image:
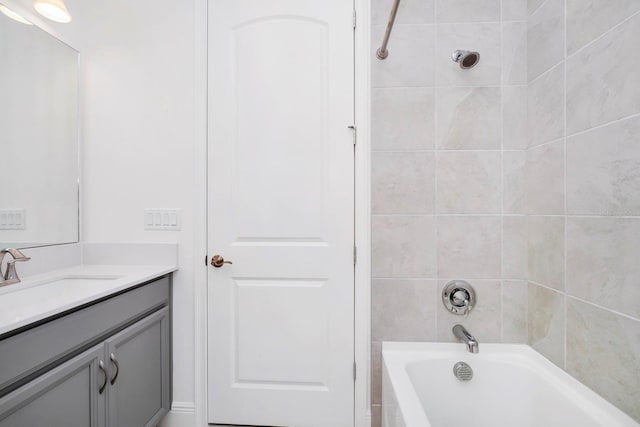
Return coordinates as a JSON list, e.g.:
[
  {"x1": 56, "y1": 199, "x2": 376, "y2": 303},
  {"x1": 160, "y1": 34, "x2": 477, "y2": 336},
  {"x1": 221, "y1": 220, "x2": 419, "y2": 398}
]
[{"x1": 376, "y1": 0, "x2": 401, "y2": 60}]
